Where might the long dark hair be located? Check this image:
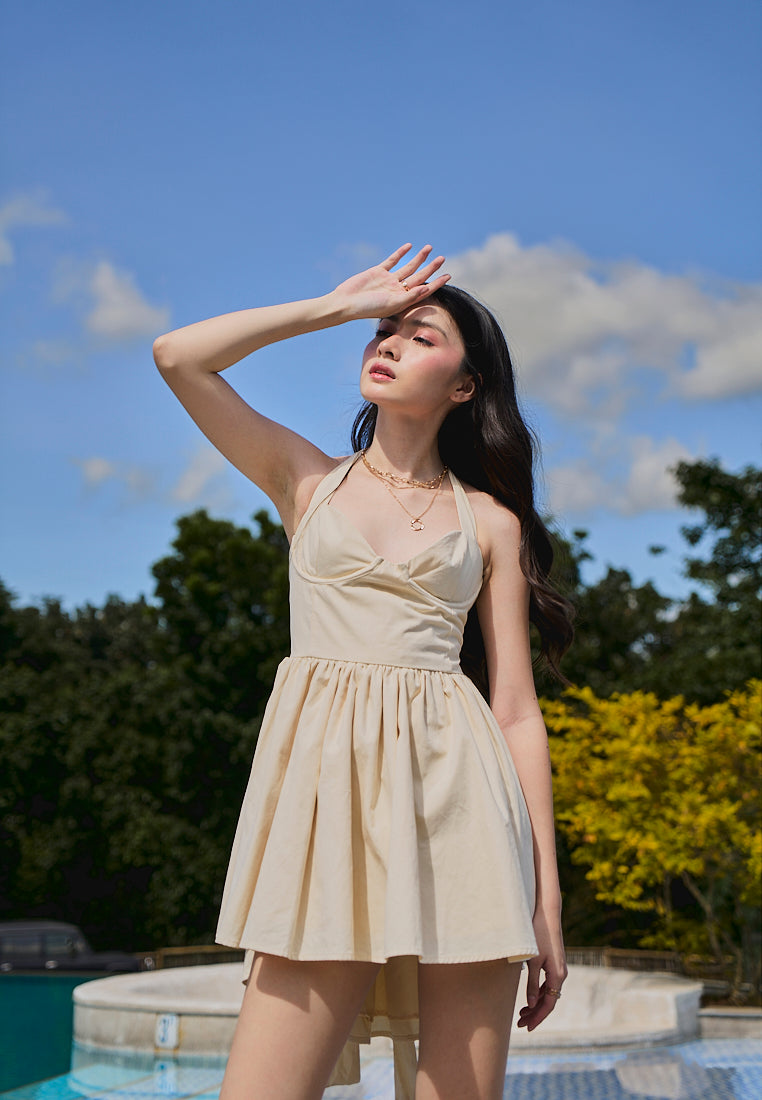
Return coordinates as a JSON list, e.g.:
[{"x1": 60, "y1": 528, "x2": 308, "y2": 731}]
[{"x1": 351, "y1": 284, "x2": 574, "y2": 694}]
